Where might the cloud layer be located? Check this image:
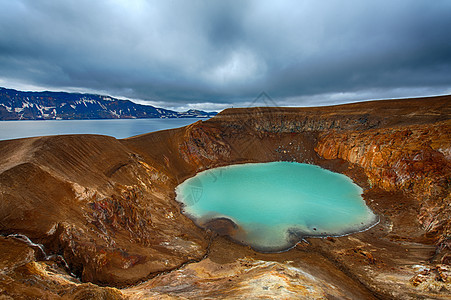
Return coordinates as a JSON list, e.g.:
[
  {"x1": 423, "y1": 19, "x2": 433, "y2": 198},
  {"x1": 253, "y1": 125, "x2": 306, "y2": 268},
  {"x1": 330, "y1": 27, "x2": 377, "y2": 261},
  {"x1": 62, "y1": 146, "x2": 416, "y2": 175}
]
[{"x1": 1, "y1": 0, "x2": 450, "y2": 110}]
